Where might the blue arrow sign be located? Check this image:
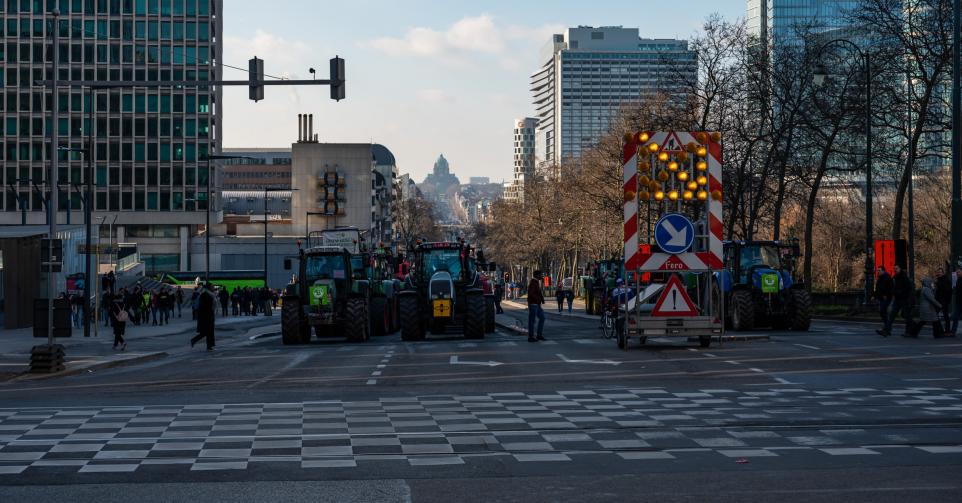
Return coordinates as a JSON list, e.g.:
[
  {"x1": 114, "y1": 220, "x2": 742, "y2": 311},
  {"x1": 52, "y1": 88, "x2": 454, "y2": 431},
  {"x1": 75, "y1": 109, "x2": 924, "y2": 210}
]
[{"x1": 654, "y1": 213, "x2": 695, "y2": 255}]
